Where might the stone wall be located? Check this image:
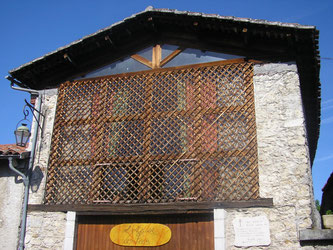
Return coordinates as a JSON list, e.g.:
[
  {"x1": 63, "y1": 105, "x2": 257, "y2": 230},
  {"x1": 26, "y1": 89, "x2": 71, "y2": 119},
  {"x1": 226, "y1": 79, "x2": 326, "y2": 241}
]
[
  {"x1": 253, "y1": 63, "x2": 314, "y2": 224},
  {"x1": 25, "y1": 211, "x2": 66, "y2": 250},
  {"x1": 25, "y1": 89, "x2": 61, "y2": 249},
  {"x1": 222, "y1": 62, "x2": 316, "y2": 249},
  {"x1": 254, "y1": 62, "x2": 315, "y2": 230},
  {"x1": 28, "y1": 89, "x2": 58, "y2": 205},
  {"x1": 22, "y1": 62, "x2": 319, "y2": 249}
]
